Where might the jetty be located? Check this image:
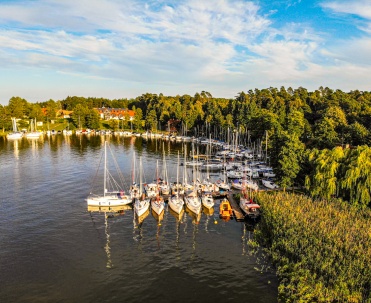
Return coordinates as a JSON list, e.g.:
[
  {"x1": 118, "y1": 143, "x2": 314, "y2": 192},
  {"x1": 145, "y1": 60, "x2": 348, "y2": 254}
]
[{"x1": 227, "y1": 192, "x2": 245, "y2": 222}]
